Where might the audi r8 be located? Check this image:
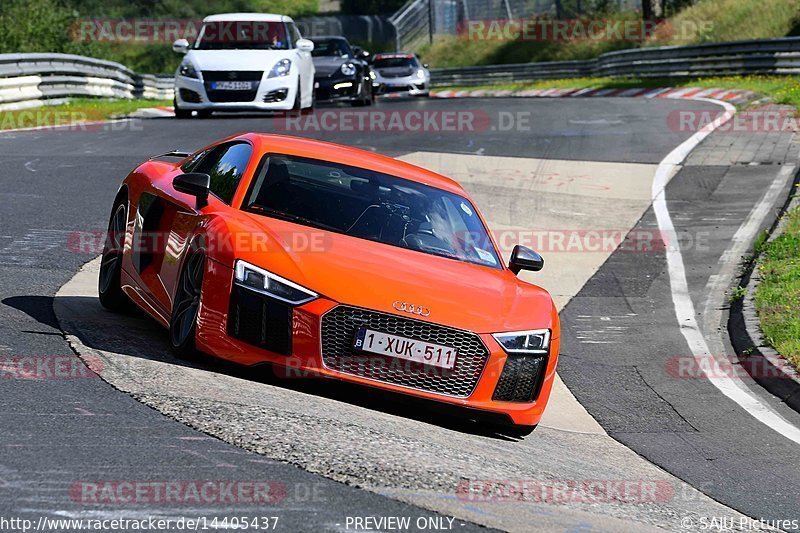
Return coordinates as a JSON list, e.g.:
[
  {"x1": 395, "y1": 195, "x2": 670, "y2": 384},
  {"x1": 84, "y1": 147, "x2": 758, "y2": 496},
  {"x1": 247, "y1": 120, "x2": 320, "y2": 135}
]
[
  {"x1": 171, "y1": 13, "x2": 315, "y2": 117},
  {"x1": 311, "y1": 36, "x2": 374, "y2": 106},
  {"x1": 98, "y1": 134, "x2": 559, "y2": 434}
]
